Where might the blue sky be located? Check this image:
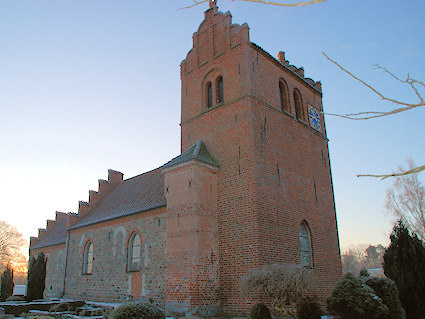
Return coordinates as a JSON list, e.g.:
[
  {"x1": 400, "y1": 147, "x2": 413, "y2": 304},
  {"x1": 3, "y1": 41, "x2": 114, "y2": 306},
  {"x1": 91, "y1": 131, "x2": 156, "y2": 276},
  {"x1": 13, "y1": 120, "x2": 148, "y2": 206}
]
[{"x1": 1, "y1": 0, "x2": 424, "y2": 251}]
